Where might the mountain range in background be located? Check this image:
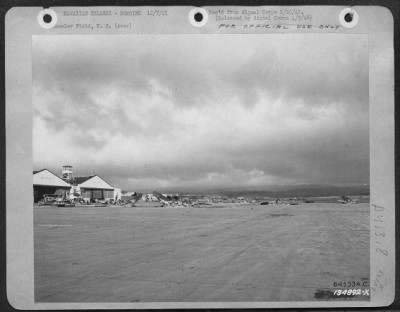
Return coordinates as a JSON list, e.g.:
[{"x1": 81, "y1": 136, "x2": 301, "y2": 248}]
[
  {"x1": 181, "y1": 184, "x2": 370, "y2": 198},
  {"x1": 126, "y1": 184, "x2": 370, "y2": 198}
]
